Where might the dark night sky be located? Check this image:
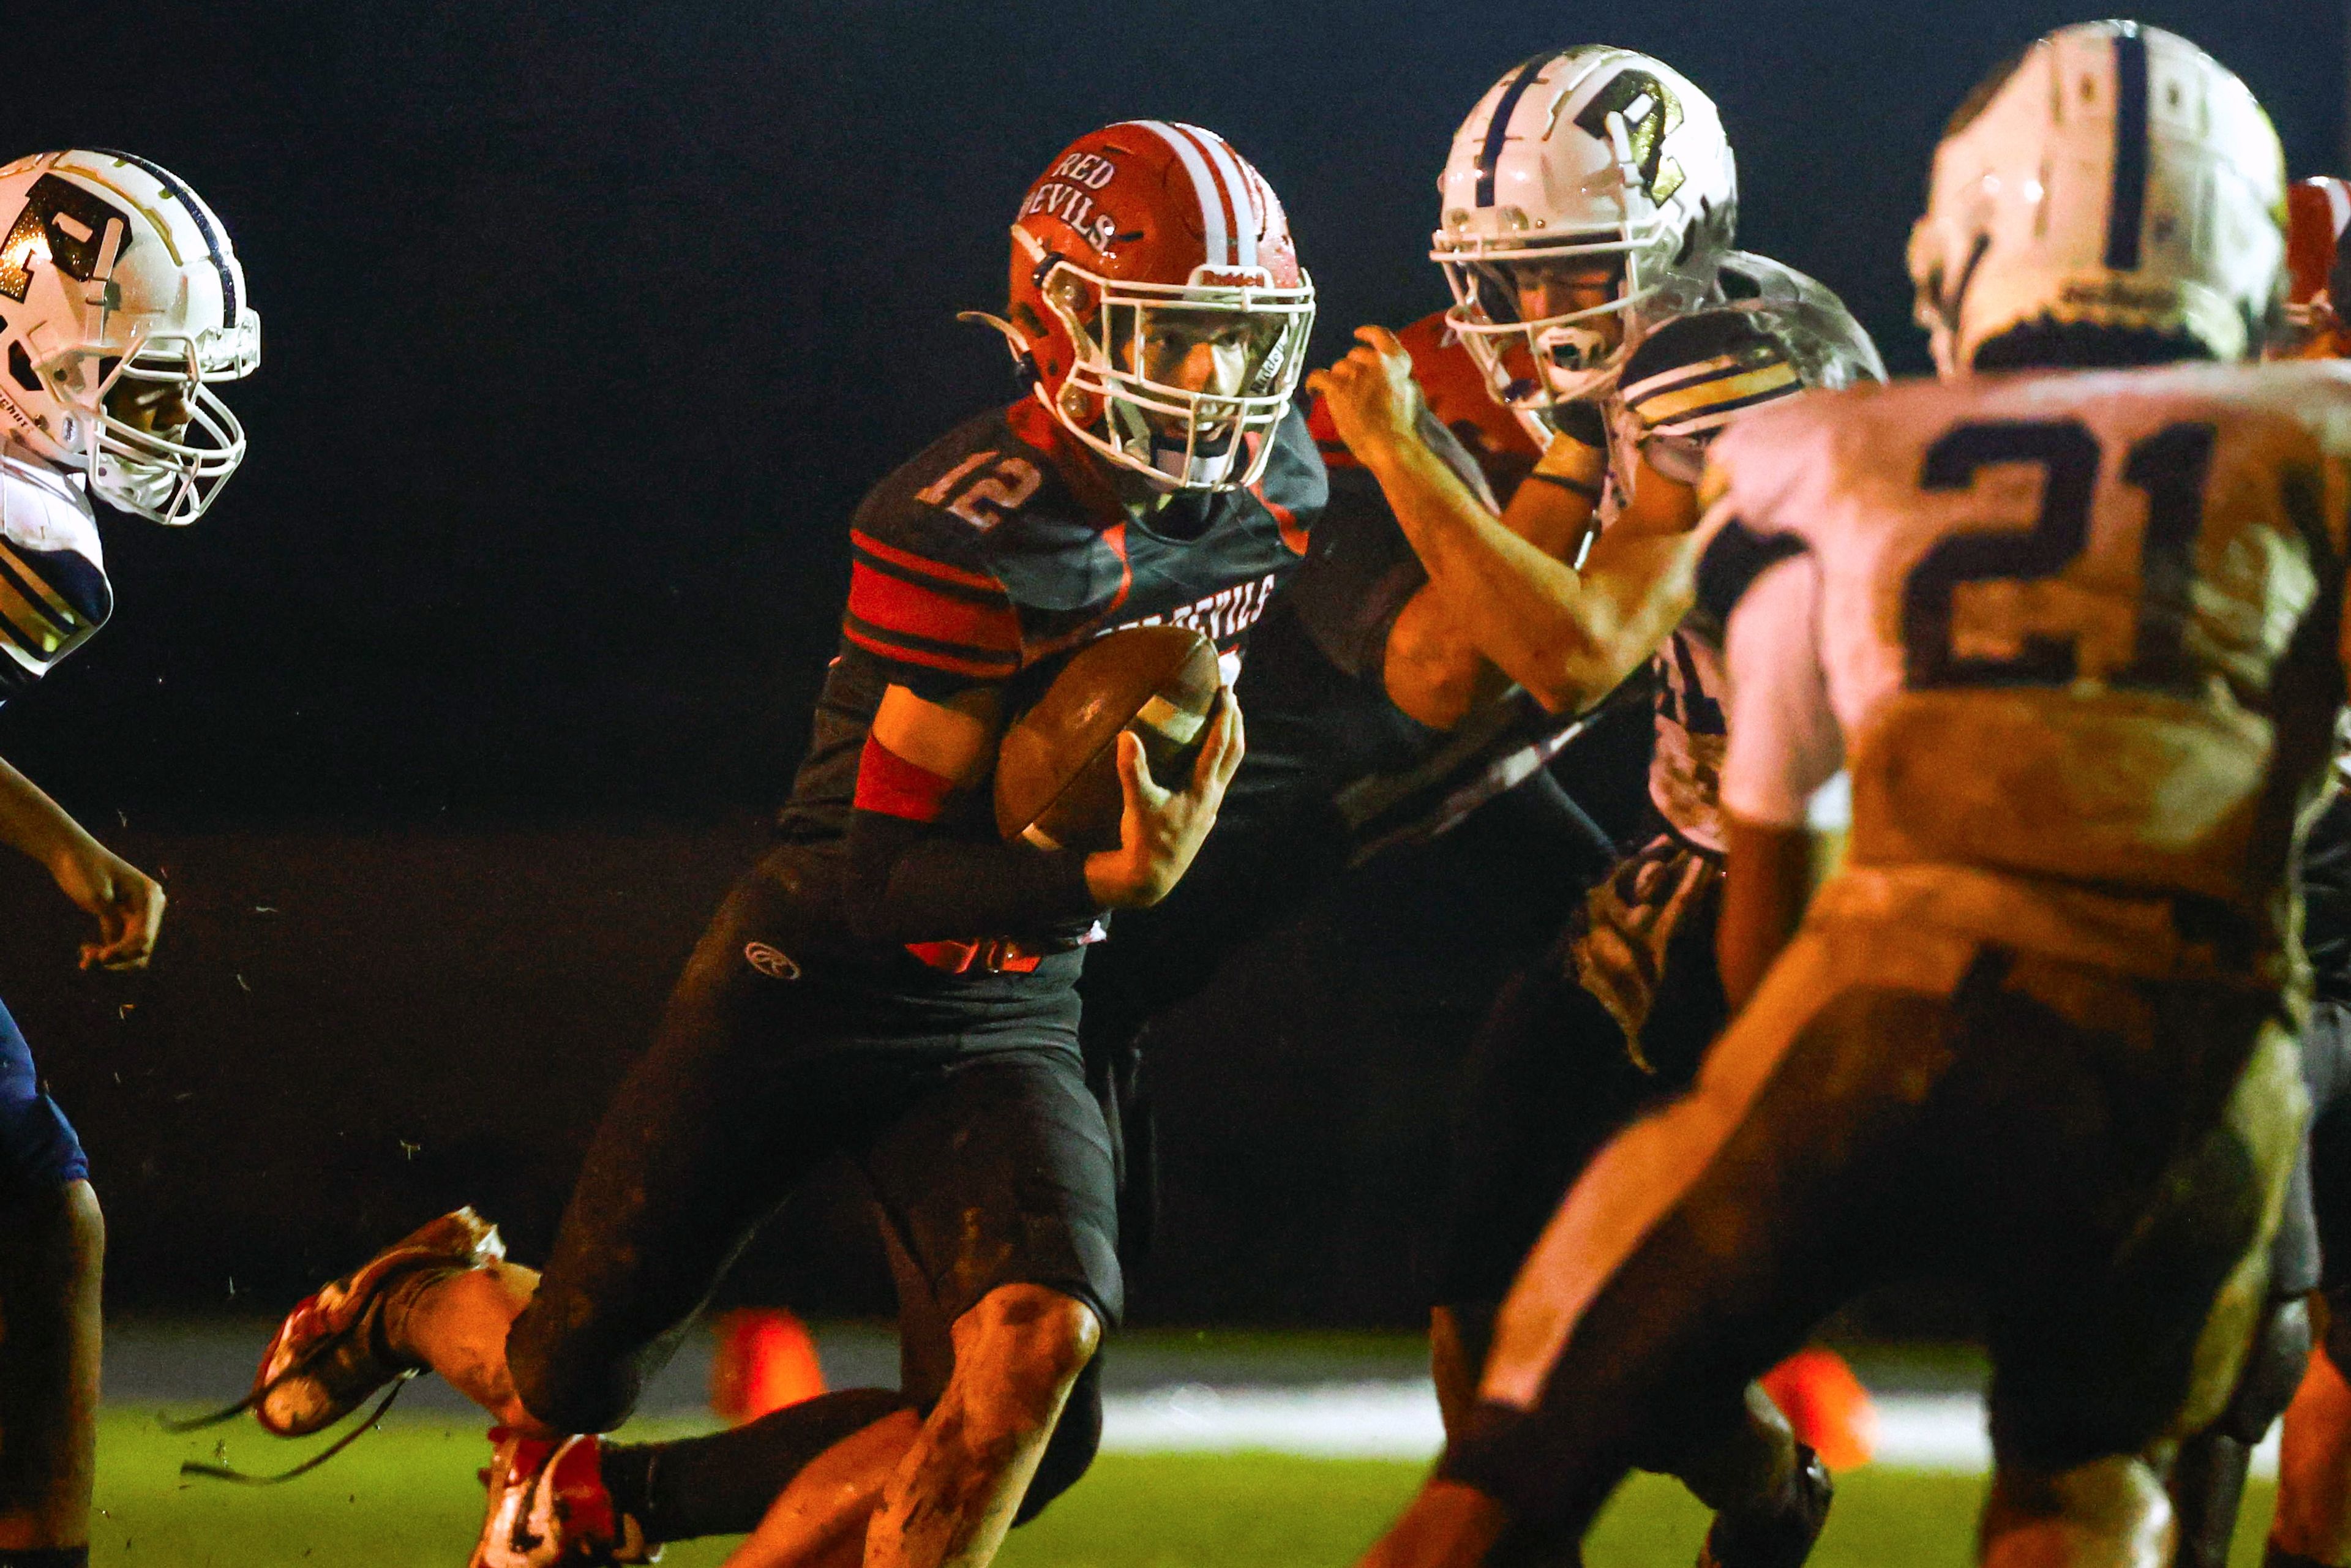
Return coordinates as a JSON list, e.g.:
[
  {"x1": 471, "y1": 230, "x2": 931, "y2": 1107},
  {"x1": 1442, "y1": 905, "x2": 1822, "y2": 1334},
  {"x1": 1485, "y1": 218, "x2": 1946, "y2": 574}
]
[{"x1": 3, "y1": 1, "x2": 2342, "y2": 823}]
